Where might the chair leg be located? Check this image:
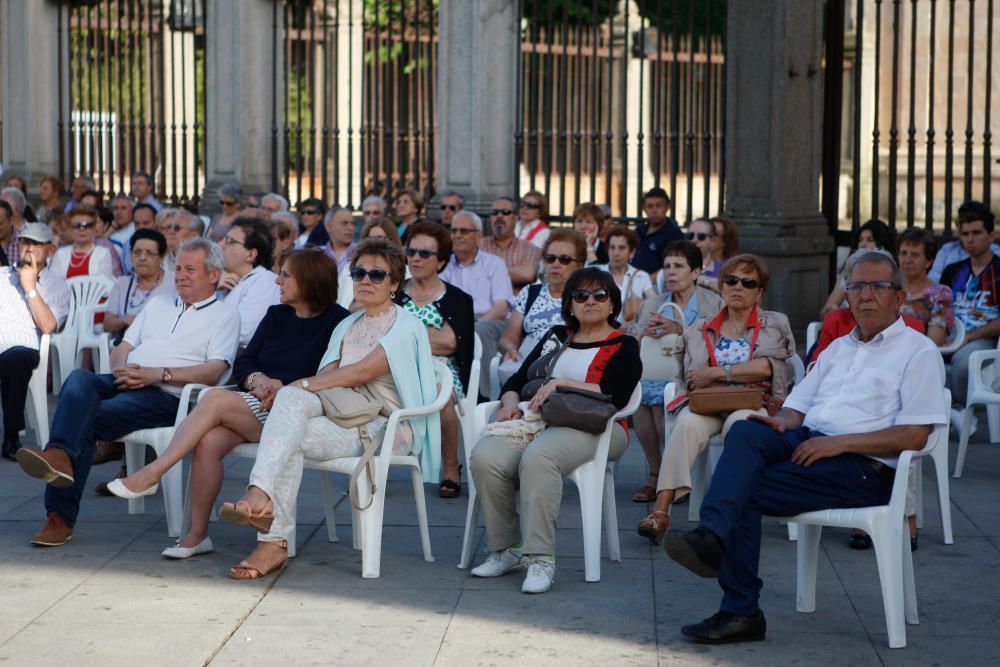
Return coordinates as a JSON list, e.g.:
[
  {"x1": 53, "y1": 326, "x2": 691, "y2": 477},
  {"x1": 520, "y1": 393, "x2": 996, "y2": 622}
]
[
  {"x1": 458, "y1": 490, "x2": 481, "y2": 569},
  {"x1": 162, "y1": 461, "x2": 183, "y2": 538},
  {"x1": 901, "y1": 520, "x2": 919, "y2": 625},
  {"x1": 578, "y1": 476, "x2": 604, "y2": 583},
  {"x1": 688, "y1": 449, "x2": 708, "y2": 522},
  {"x1": 795, "y1": 523, "x2": 822, "y2": 613},
  {"x1": 359, "y1": 477, "x2": 387, "y2": 579},
  {"x1": 954, "y1": 406, "x2": 976, "y2": 478},
  {"x1": 603, "y1": 467, "x2": 621, "y2": 563},
  {"x1": 319, "y1": 471, "x2": 340, "y2": 543},
  {"x1": 914, "y1": 459, "x2": 924, "y2": 529},
  {"x1": 787, "y1": 522, "x2": 799, "y2": 542},
  {"x1": 409, "y1": 465, "x2": 434, "y2": 563},
  {"x1": 988, "y1": 404, "x2": 1000, "y2": 442},
  {"x1": 871, "y1": 521, "x2": 908, "y2": 649},
  {"x1": 930, "y1": 443, "x2": 954, "y2": 545}
]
